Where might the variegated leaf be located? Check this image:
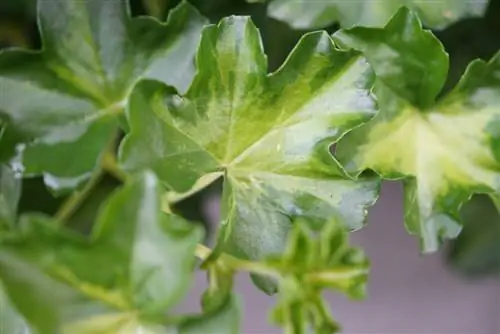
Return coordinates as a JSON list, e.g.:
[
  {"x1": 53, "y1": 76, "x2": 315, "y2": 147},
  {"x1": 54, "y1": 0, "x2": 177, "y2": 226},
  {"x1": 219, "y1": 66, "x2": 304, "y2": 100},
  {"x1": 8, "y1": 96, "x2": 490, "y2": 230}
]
[
  {"x1": 334, "y1": 8, "x2": 500, "y2": 252},
  {"x1": 120, "y1": 16, "x2": 380, "y2": 292}
]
